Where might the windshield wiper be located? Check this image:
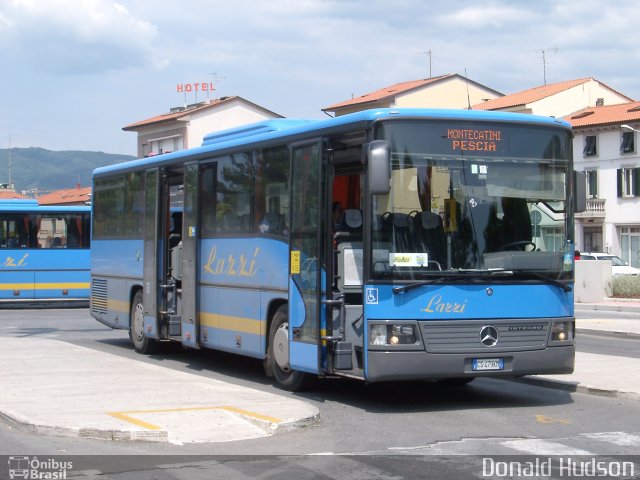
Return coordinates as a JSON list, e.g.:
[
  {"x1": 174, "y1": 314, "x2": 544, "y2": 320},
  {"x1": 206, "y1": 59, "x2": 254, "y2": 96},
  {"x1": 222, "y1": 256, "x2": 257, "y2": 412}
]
[
  {"x1": 500, "y1": 269, "x2": 571, "y2": 292},
  {"x1": 391, "y1": 269, "x2": 571, "y2": 294},
  {"x1": 391, "y1": 270, "x2": 503, "y2": 294},
  {"x1": 392, "y1": 278, "x2": 444, "y2": 294}
]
